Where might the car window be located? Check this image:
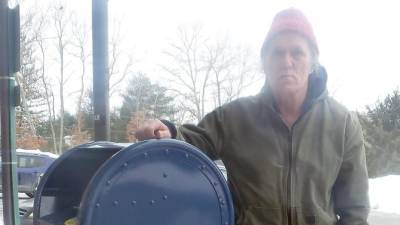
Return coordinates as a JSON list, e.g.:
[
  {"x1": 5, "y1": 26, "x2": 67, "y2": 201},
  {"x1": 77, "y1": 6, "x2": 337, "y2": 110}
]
[{"x1": 17, "y1": 155, "x2": 45, "y2": 168}]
